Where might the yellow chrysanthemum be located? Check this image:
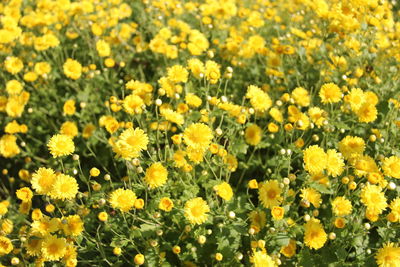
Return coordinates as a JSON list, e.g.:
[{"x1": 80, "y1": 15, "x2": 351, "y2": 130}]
[
  {"x1": 183, "y1": 123, "x2": 213, "y2": 150},
  {"x1": 326, "y1": 149, "x2": 344, "y2": 177},
  {"x1": 0, "y1": 134, "x2": 20, "y2": 158},
  {"x1": 249, "y1": 210, "x2": 266, "y2": 233},
  {"x1": 382, "y1": 156, "x2": 400, "y2": 179},
  {"x1": 300, "y1": 188, "x2": 322, "y2": 208},
  {"x1": 258, "y1": 180, "x2": 282, "y2": 209},
  {"x1": 63, "y1": 58, "x2": 82, "y2": 80},
  {"x1": 109, "y1": 188, "x2": 137, "y2": 212},
  {"x1": 357, "y1": 103, "x2": 377, "y2": 123},
  {"x1": 47, "y1": 134, "x2": 75, "y2": 158},
  {"x1": 26, "y1": 238, "x2": 43, "y2": 257},
  {"x1": 319, "y1": 83, "x2": 342, "y2": 104},
  {"x1": 245, "y1": 124, "x2": 263, "y2": 146},
  {"x1": 346, "y1": 88, "x2": 365, "y2": 112},
  {"x1": 303, "y1": 145, "x2": 327, "y2": 175},
  {"x1": 252, "y1": 250, "x2": 277, "y2": 267},
  {"x1": 0, "y1": 236, "x2": 13, "y2": 256},
  {"x1": 338, "y1": 136, "x2": 365, "y2": 159},
  {"x1": 304, "y1": 218, "x2": 327, "y2": 250},
  {"x1": 375, "y1": 243, "x2": 400, "y2": 267},
  {"x1": 41, "y1": 235, "x2": 67, "y2": 261},
  {"x1": 60, "y1": 121, "x2": 78, "y2": 138},
  {"x1": 292, "y1": 87, "x2": 310, "y2": 107},
  {"x1": 62, "y1": 215, "x2": 84, "y2": 236},
  {"x1": 360, "y1": 184, "x2": 387, "y2": 215},
  {"x1": 115, "y1": 128, "x2": 149, "y2": 160},
  {"x1": 144, "y1": 162, "x2": 168, "y2": 189},
  {"x1": 167, "y1": 65, "x2": 189, "y2": 83},
  {"x1": 31, "y1": 167, "x2": 57, "y2": 195},
  {"x1": 246, "y1": 85, "x2": 272, "y2": 112},
  {"x1": 214, "y1": 182, "x2": 233, "y2": 201},
  {"x1": 16, "y1": 187, "x2": 33, "y2": 202},
  {"x1": 331, "y1": 196, "x2": 352, "y2": 216},
  {"x1": 159, "y1": 197, "x2": 174, "y2": 212},
  {"x1": 50, "y1": 174, "x2": 79, "y2": 200},
  {"x1": 123, "y1": 94, "x2": 144, "y2": 114},
  {"x1": 160, "y1": 108, "x2": 184, "y2": 125},
  {"x1": 184, "y1": 197, "x2": 210, "y2": 225}
]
